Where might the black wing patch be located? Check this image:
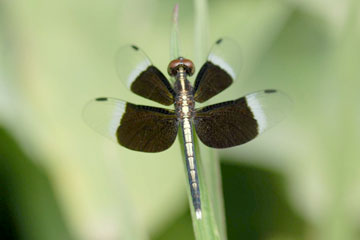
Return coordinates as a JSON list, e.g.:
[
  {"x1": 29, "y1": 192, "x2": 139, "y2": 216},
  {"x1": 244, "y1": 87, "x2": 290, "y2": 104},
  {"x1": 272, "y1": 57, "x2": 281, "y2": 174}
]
[
  {"x1": 194, "y1": 90, "x2": 291, "y2": 148},
  {"x1": 193, "y1": 38, "x2": 242, "y2": 103},
  {"x1": 116, "y1": 45, "x2": 175, "y2": 105},
  {"x1": 193, "y1": 61, "x2": 233, "y2": 103},
  {"x1": 117, "y1": 103, "x2": 178, "y2": 152},
  {"x1": 194, "y1": 97, "x2": 258, "y2": 148},
  {"x1": 130, "y1": 66, "x2": 175, "y2": 105},
  {"x1": 83, "y1": 98, "x2": 178, "y2": 152}
]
